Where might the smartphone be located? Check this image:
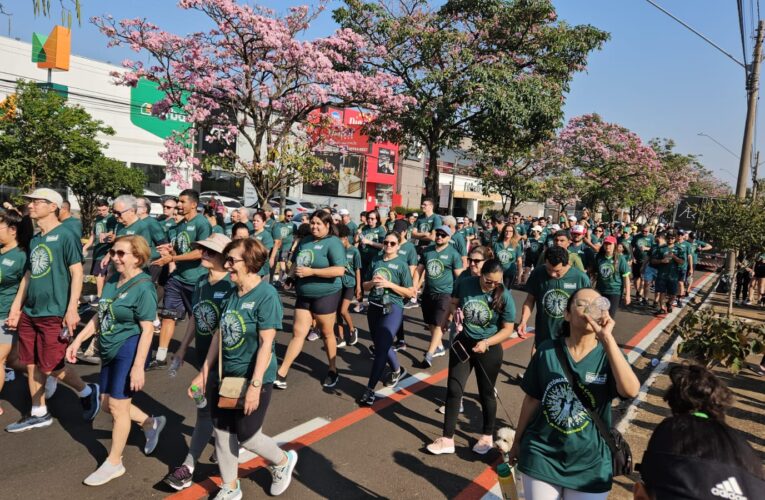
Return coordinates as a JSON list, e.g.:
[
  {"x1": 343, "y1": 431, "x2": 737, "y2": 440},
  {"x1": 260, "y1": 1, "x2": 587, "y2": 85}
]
[{"x1": 451, "y1": 340, "x2": 470, "y2": 363}]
